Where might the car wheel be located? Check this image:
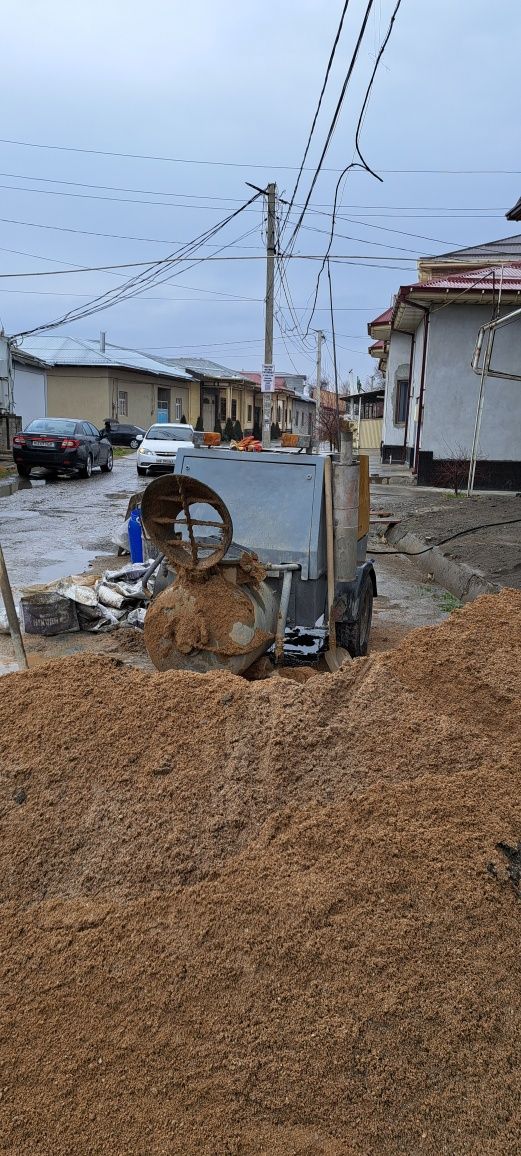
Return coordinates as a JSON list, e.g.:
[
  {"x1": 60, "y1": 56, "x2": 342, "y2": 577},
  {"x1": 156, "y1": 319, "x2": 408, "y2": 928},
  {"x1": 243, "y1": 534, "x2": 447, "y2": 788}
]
[
  {"x1": 16, "y1": 464, "x2": 30, "y2": 477},
  {"x1": 336, "y1": 573, "x2": 374, "y2": 658},
  {"x1": 101, "y1": 449, "x2": 113, "y2": 473},
  {"x1": 137, "y1": 465, "x2": 147, "y2": 476},
  {"x1": 79, "y1": 454, "x2": 93, "y2": 479},
  {"x1": 130, "y1": 438, "x2": 139, "y2": 449}
]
